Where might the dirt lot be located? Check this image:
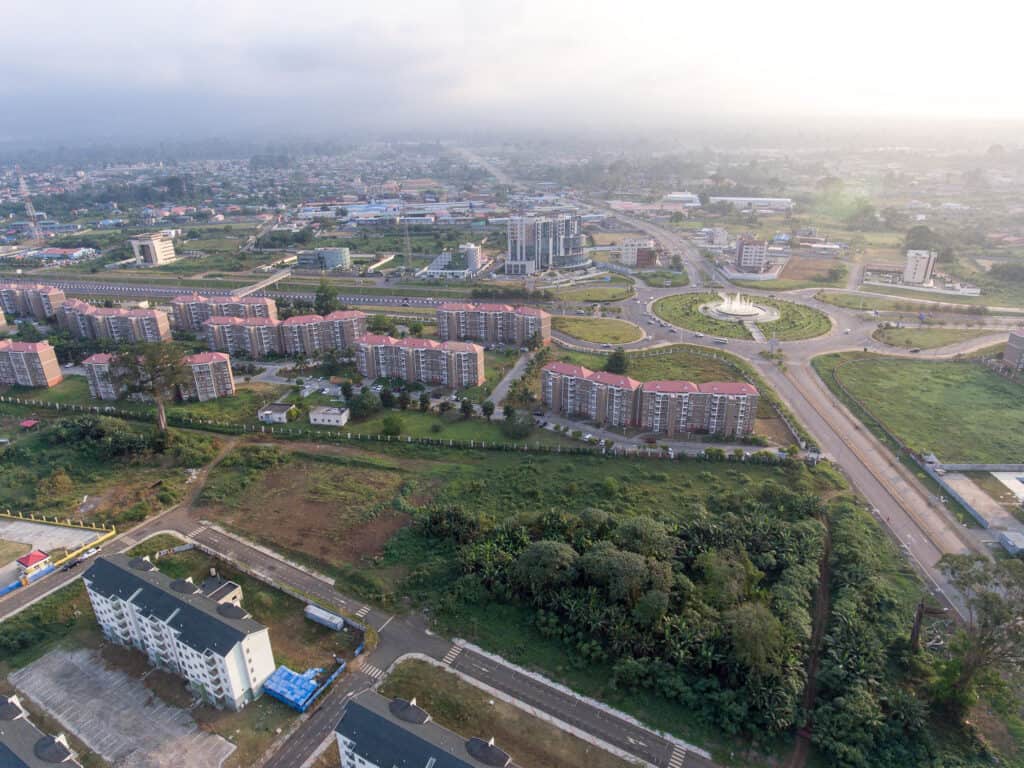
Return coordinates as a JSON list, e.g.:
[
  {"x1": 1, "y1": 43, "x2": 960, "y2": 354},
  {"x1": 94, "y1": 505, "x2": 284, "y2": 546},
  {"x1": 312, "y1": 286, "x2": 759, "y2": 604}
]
[
  {"x1": 589, "y1": 231, "x2": 645, "y2": 246},
  {"x1": 195, "y1": 445, "x2": 418, "y2": 570},
  {"x1": 11, "y1": 648, "x2": 236, "y2": 768},
  {"x1": 780, "y1": 256, "x2": 843, "y2": 281}
]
